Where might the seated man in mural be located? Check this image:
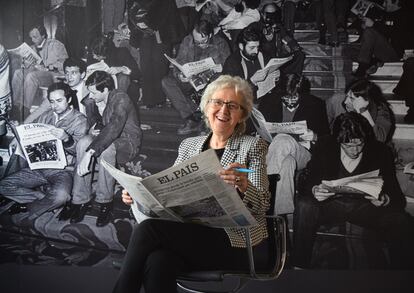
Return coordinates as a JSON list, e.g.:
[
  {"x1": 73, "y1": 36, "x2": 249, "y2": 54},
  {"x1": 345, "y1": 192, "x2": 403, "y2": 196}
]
[
  {"x1": 10, "y1": 25, "x2": 68, "y2": 120},
  {"x1": 259, "y1": 1, "x2": 305, "y2": 75},
  {"x1": 257, "y1": 74, "x2": 330, "y2": 215},
  {"x1": 161, "y1": 18, "x2": 231, "y2": 135},
  {"x1": 293, "y1": 112, "x2": 414, "y2": 269},
  {"x1": 0, "y1": 82, "x2": 88, "y2": 224},
  {"x1": 58, "y1": 71, "x2": 142, "y2": 227}
]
